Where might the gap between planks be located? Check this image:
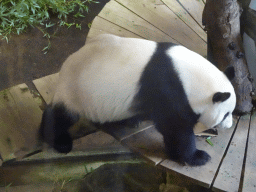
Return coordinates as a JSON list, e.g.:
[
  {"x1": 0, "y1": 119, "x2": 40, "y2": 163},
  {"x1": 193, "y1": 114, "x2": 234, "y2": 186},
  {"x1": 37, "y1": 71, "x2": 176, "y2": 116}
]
[
  {"x1": 241, "y1": 111, "x2": 256, "y2": 191},
  {"x1": 209, "y1": 116, "x2": 241, "y2": 190},
  {"x1": 177, "y1": 0, "x2": 205, "y2": 29},
  {"x1": 98, "y1": 0, "x2": 176, "y2": 42},
  {"x1": 161, "y1": 0, "x2": 206, "y2": 42},
  {"x1": 159, "y1": 118, "x2": 239, "y2": 189},
  {"x1": 88, "y1": 16, "x2": 145, "y2": 40},
  {"x1": 212, "y1": 114, "x2": 250, "y2": 191},
  {"x1": 114, "y1": 0, "x2": 206, "y2": 50}
]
